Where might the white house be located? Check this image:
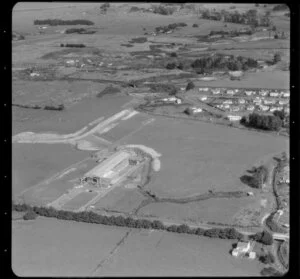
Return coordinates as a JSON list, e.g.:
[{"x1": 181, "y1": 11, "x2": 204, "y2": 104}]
[
  {"x1": 201, "y1": 96, "x2": 208, "y2": 101},
  {"x1": 238, "y1": 99, "x2": 246, "y2": 104},
  {"x1": 230, "y1": 106, "x2": 240, "y2": 112},
  {"x1": 30, "y1": 72, "x2": 40, "y2": 77},
  {"x1": 248, "y1": 252, "x2": 256, "y2": 259},
  {"x1": 223, "y1": 104, "x2": 230, "y2": 109},
  {"x1": 199, "y1": 87, "x2": 209, "y2": 92},
  {"x1": 191, "y1": 107, "x2": 203, "y2": 113},
  {"x1": 259, "y1": 91, "x2": 268, "y2": 96},
  {"x1": 279, "y1": 100, "x2": 289, "y2": 105},
  {"x1": 212, "y1": 90, "x2": 221, "y2": 94},
  {"x1": 269, "y1": 107, "x2": 277, "y2": 112},
  {"x1": 284, "y1": 107, "x2": 290, "y2": 114},
  {"x1": 247, "y1": 105, "x2": 255, "y2": 111},
  {"x1": 283, "y1": 92, "x2": 290, "y2": 98},
  {"x1": 223, "y1": 100, "x2": 233, "y2": 104},
  {"x1": 245, "y1": 91, "x2": 252, "y2": 96},
  {"x1": 227, "y1": 115, "x2": 242, "y2": 121},
  {"x1": 232, "y1": 241, "x2": 251, "y2": 257},
  {"x1": 270, "y1": 92, "x2": 279, "y2": 97},
  {"x1": 260, "y1": 105, "x2": 269, "y2": 111},
  {"x1": 264, "y1": 99, "x2": 276, "y2": 105},
  {"x1": 226, "y1": 90, "x2": 235, "y2": 95},
  {"x1": 175, "y1": 99, "x2": 182, "y2": 104}
]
